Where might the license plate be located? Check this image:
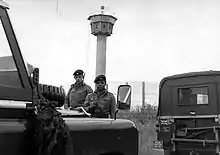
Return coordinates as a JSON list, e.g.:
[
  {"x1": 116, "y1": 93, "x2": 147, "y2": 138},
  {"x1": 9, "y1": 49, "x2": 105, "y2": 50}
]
[{"x1": 152, "y1": 140, "x2": 163, "y2": 149}]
